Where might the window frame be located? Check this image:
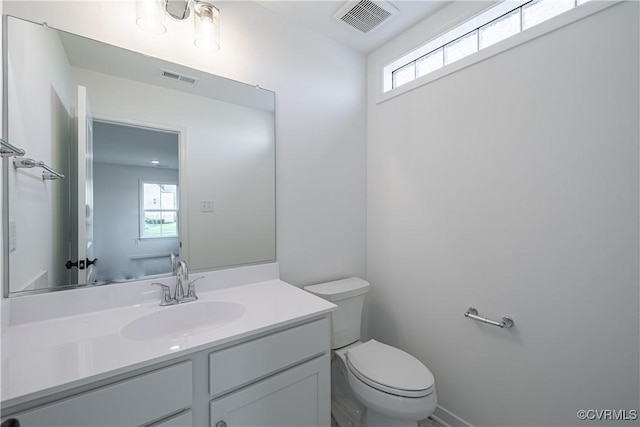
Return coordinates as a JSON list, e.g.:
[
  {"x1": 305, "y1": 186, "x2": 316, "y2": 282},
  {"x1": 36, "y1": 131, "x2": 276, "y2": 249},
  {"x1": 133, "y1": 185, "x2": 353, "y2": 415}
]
[
  {"x1": 139, "y1": 180, "x2": 179, "y2": 240},
  {"x1": 381, "y1": 0, "x2": 611, "y2": 100}
]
